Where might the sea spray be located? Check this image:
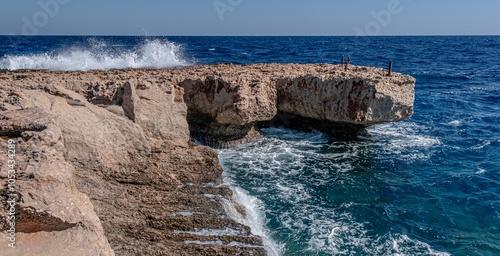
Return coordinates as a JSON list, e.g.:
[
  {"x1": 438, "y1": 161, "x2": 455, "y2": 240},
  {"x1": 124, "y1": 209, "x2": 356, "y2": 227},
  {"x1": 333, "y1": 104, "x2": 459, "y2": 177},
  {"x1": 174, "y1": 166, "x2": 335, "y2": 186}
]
[{"x1": 0, "y1": 38, "x2": 191, "y2": 71}]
